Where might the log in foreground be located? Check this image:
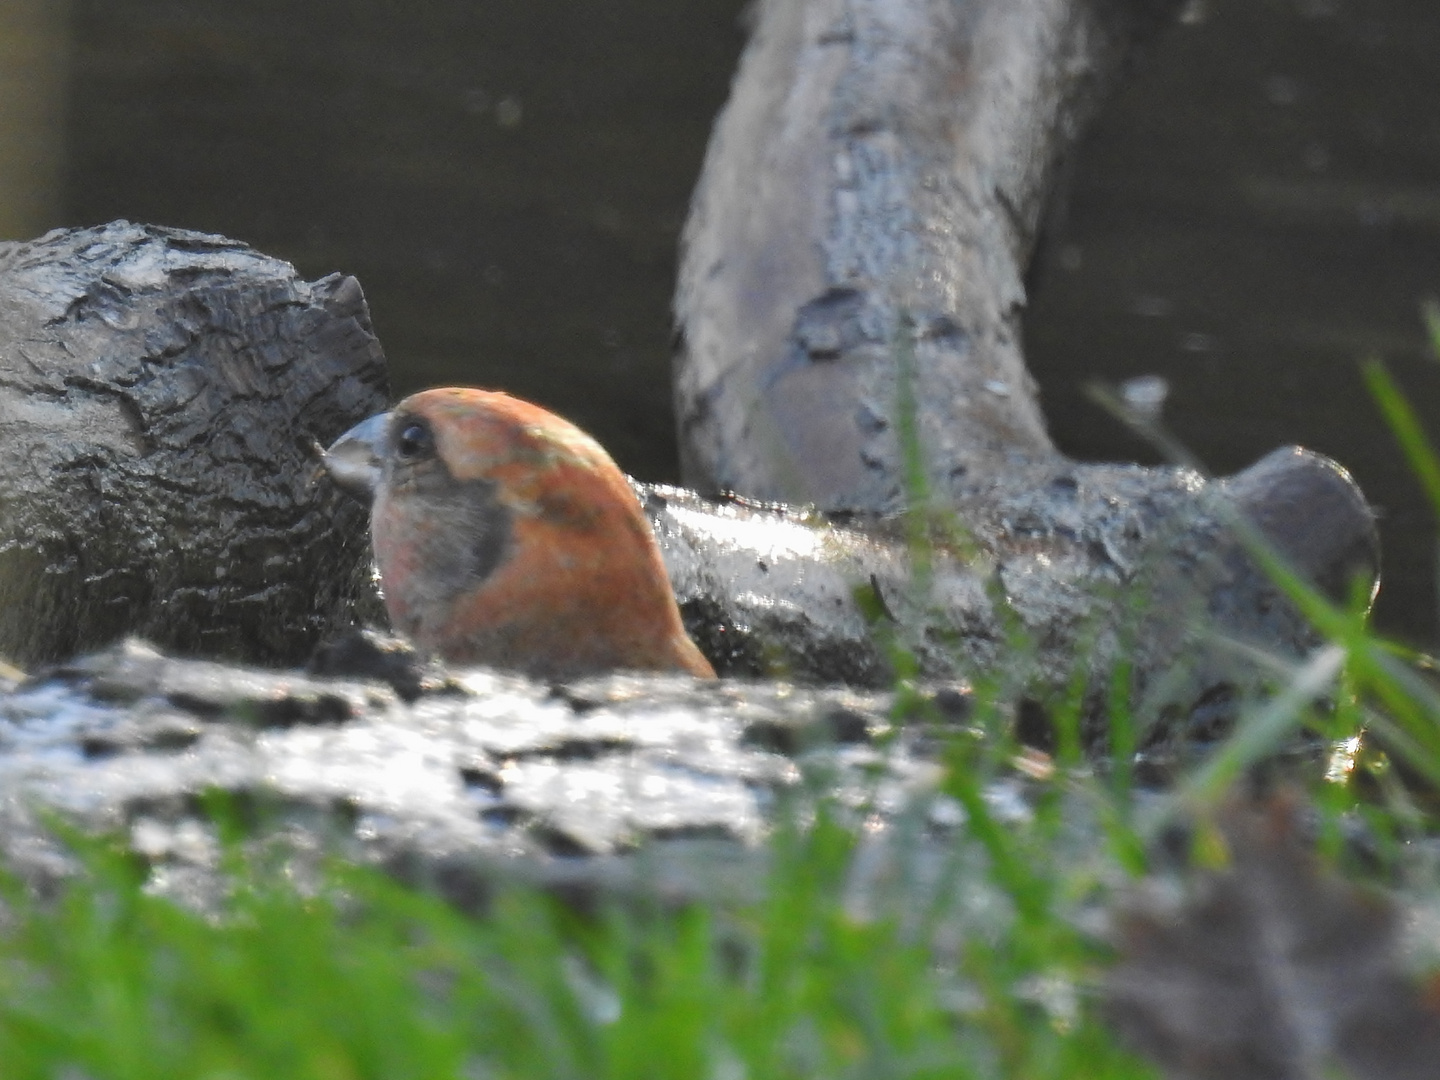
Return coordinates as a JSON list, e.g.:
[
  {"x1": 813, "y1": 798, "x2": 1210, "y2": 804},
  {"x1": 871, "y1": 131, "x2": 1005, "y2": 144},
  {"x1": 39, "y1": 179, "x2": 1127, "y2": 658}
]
[
  {"x1": 0, "y1": 637, "x2": 969, "y2": 908},
  {"x1": 0, "y1": 221, "x2": 389, "y2": 668}
]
